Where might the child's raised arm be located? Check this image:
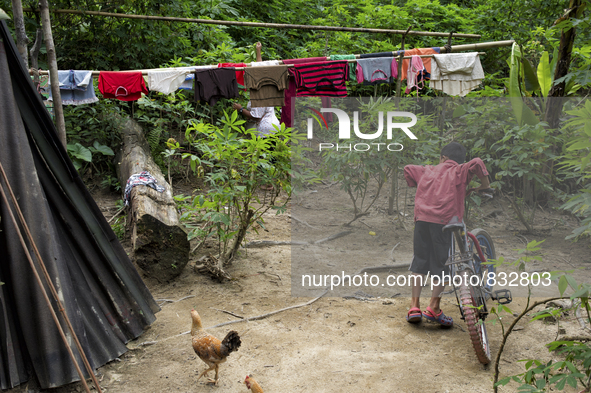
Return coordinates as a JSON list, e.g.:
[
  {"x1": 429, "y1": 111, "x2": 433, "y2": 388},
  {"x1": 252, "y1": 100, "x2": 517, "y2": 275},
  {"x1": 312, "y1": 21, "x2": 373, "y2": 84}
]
[
  {"x1": 403, "y1": 164, "x2": 426, "y2": 188},
  {"x1": 466, "y1": 174, "x2": 491, "y2": 196}
]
